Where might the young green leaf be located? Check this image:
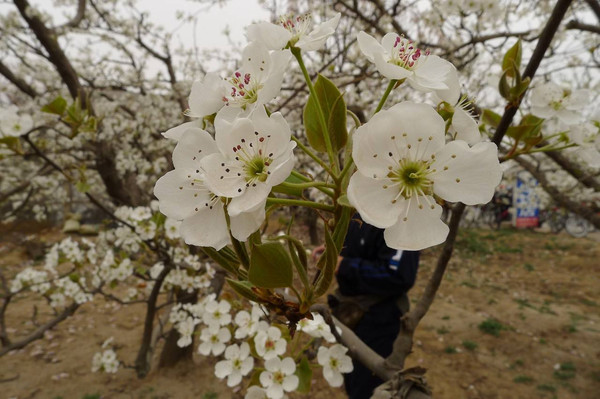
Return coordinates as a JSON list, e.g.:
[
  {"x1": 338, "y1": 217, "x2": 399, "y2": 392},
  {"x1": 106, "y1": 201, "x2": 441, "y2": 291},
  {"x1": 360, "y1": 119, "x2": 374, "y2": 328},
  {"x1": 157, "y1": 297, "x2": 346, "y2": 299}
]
[{"x1": 248, "y1": 242, "x2": 293, "y2": 288}]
